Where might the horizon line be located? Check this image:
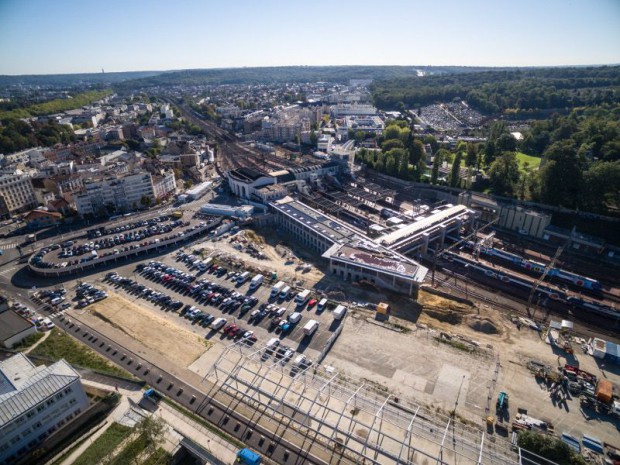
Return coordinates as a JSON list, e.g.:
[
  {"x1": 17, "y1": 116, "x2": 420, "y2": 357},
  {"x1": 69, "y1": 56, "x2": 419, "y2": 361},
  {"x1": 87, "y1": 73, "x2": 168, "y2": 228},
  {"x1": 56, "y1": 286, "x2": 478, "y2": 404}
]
[{"x1": 2, "y1": 62, "x2": 620, "y2": 78}]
